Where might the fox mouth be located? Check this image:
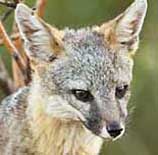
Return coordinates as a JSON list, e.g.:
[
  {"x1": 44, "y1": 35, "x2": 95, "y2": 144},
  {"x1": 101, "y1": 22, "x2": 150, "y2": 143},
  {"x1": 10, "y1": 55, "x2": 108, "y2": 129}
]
[
  {"x1": 84, "y1": 119, "x2": 105, "y2": 135},
  {"x1": 81, "y1": 119, "x2": 125, "y2": 140},
  {"x1": 68, "y1": 102, "x2": 125, "y2": 140}
]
